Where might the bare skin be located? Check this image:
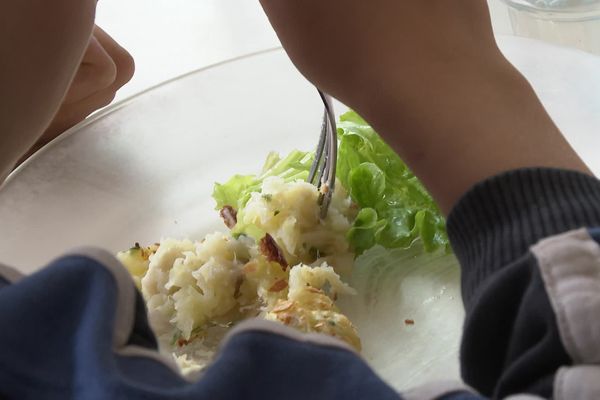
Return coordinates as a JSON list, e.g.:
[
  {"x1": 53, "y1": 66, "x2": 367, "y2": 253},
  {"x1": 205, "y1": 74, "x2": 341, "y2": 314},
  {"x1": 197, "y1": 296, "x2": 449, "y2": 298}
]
[
  {"x1": 0, "y1": 1, "x2": 134, "y2": 181},
  {"x1": 20, "y1": 26, "x2": 135, "y2": 163},
  {"x1": 0, "y1": 0, "x2": 589, "y2": 214},
  {"x1": 258, "y1": 0, "x2": 592, "y2": 214}
]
